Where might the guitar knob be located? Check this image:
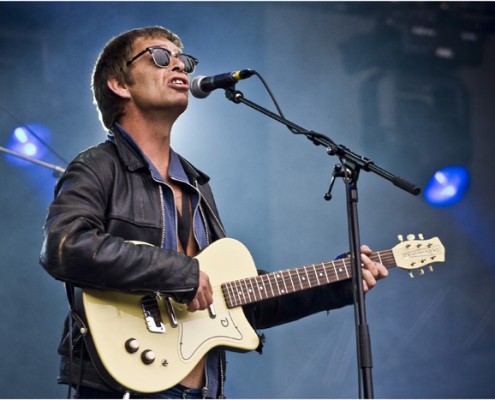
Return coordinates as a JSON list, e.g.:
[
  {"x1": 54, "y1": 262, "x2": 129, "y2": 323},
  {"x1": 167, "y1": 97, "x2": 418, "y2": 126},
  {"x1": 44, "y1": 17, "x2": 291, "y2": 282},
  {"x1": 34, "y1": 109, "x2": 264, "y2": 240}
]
[
  {"x1": 125, "y1": 338, "x2": 140, "y2": 354},
  {"x1": 141, "y1": 349, "x2": 156, "y2": 365}
]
